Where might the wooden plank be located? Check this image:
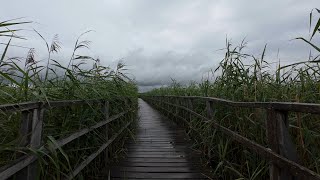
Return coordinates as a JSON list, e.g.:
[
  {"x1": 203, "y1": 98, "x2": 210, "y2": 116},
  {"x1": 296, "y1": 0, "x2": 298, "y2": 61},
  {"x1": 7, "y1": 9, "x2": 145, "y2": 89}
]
[
  {"x1": 111, "y1": 172, "x2": 207, "y2": 179},
  {"x1": 130, "y1": 141, "x2": 186, "y2": 144},
  {"x1": 127, "y1": 145, "x2": 188, "y2": 149},
  {"x1": 125, "y1": 148, "x2": 186, "y2": 152},
  {"x1": 117, "y1": 162, "x2": 195, "y2": 167},
  {"x1": 109, "y1": 99, "x2": 211, "y2": 179},
  {"x1": 123, "y1": 158, "x2": 189, "y2": 163},
  {"x1": 131, "y1": 137, "x2": 176, "y2": 140},
  {"x1": 111, "y1": 166, "x2": 199, "y2": 173},
  {"x1": 126, "y1": 154, "x2": 186, "y2": 158},
  {"x1": 111, "y1": 178, "x2": 208, "y2": 180},
  {"x1": 126, "y1": 152, "x2": 186, "y2": 155}
]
